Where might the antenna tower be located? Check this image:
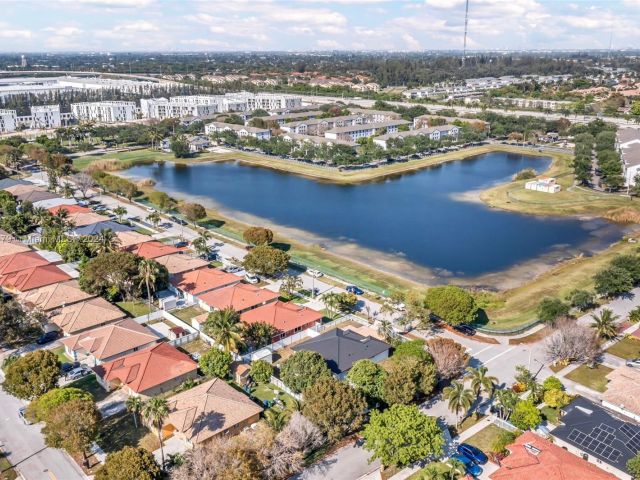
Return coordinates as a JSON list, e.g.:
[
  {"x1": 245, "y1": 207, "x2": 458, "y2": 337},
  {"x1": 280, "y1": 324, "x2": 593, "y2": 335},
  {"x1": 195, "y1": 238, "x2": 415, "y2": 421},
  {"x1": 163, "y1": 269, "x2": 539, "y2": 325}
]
[{"x1": 462, "y1": 0, "x2": 470, "y2": 67}]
